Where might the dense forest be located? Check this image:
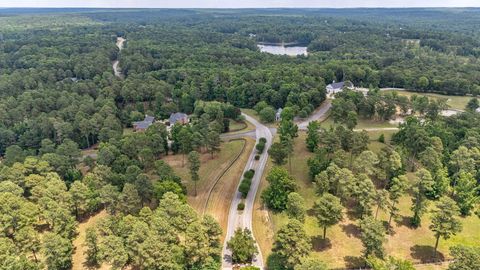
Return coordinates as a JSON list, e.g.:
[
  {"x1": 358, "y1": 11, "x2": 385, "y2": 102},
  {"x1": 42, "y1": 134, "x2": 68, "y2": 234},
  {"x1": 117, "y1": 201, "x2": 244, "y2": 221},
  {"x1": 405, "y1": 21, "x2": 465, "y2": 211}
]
[
  {"x1": 2, "y1": 8, "x2": 480, "y2": 156},
  {"x1": 1, "y1": 8, "x2": 480, "y2": 270}
]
